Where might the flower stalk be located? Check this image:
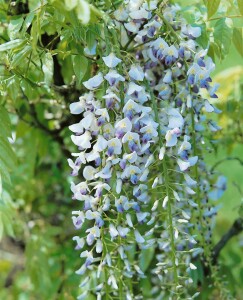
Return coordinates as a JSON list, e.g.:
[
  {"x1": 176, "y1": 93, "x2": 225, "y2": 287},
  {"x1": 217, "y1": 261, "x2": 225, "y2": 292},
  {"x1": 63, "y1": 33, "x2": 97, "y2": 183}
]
[
  {"x1": 148, "y1": 80, "x2": 179, "y2": 286},
  {"x1": 68, "y1": 2, "x2": 226, "y2": 299}
]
